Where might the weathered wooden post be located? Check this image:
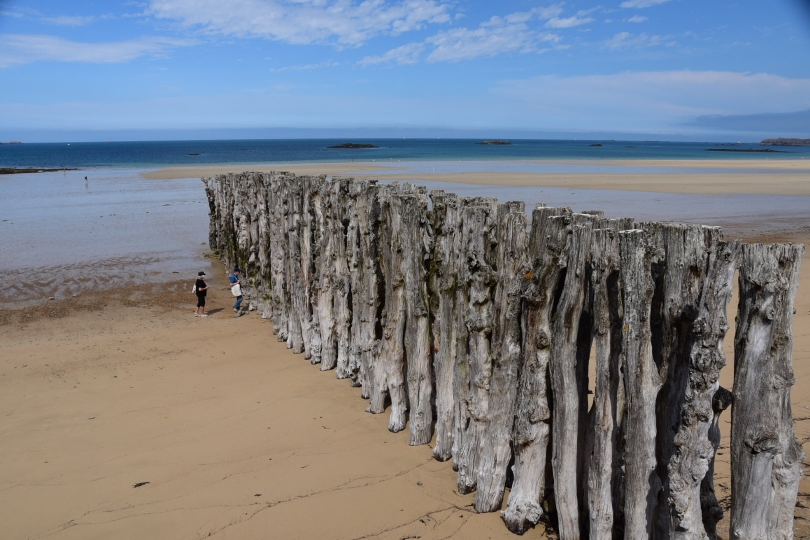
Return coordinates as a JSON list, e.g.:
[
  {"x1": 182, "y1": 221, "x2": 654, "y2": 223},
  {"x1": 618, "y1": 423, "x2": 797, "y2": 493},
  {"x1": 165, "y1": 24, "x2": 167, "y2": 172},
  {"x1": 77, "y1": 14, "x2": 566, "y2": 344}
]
[
  {"x1": 454, "y1": 197, "x2": 499, "y2": 495},
  {"x1": 401, "y1": 192, "x2": 434, "y2": 445},
  {"x1": 587, "y1": 226, "x2": 625, "y2": 540},
  {"x1": 620, "y1": 228, "x2": 660, "y2": 540},
  {"x1": 349, "y1": 181, "x2": 383, "y2": 399},
  {"x1": 300, "y1": 176, "x2": 324, "y2": 363},
  {"x1": 314, "y1": 178, "x2": 337, "y2": 369},
  {"x1": 269, "y1": 173, "x2": 292, "y2": 342},
  {"x1": 331, "y1": 178, "x2": 356, "y2": 379},
  {"x1": 731, "y1": 243, "x2": 805, "y2": 539},
  {"x1": 368, "y1": 188, "x2": 409, "y2": 433},
  {"x1": 550, "y1": 213, "x2": 594, "y2": 540},
  {"x1": 667, "y1": 239, "x2": 739, "y2": 539},
  {"x1": 476, "y1": 201, "x2": 529, "y2": 512},
  {"x1": 428, "y1": 190, "x2": 464, "y2": 462},
  {"x1": 641, "y1": 223, "x2": 722, "y2": 537},
  {"x1": 502, "y1": 206, "x2": 571, "y2": 534}
]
